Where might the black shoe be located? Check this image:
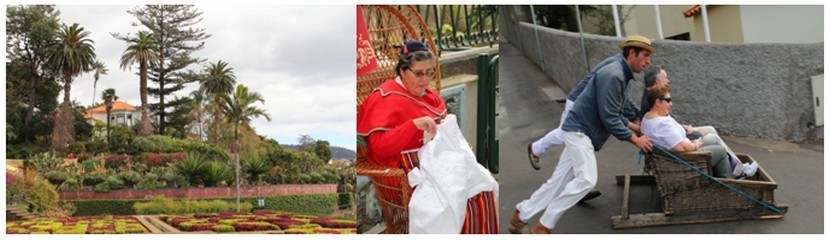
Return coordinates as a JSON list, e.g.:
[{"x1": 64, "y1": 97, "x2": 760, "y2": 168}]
[
  {"x1": 527, "y1": 143, "x2": 541, "y2": 170},
  {"x1": 579, "y1": 189, "x2": 601, "y2": 202}
]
